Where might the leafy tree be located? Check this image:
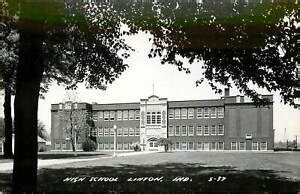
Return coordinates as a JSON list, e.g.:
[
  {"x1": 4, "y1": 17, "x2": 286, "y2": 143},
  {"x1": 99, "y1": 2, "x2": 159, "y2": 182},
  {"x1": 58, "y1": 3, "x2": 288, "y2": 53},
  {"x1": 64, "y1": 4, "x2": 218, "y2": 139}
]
[{"x1": 157, "y1": 138, "x2": 173, "y2": 152}]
